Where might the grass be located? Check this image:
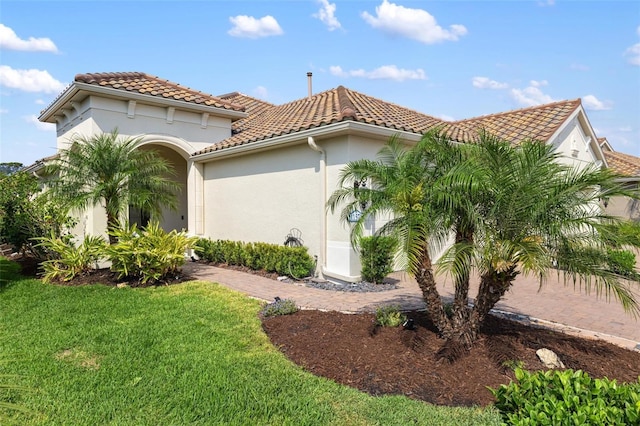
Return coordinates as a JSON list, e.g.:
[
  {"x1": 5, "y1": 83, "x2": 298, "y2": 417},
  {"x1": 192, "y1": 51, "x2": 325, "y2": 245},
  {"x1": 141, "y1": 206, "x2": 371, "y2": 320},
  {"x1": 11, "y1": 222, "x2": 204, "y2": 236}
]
[{"x1": 0, "y1": 277, "x2": 501, "y2": 425}]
